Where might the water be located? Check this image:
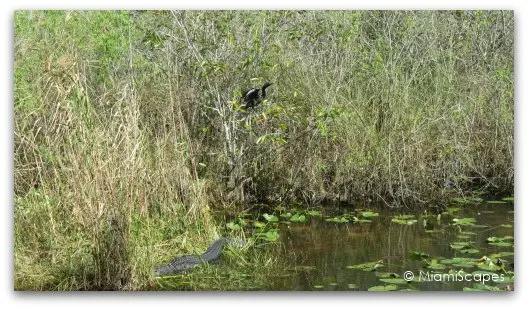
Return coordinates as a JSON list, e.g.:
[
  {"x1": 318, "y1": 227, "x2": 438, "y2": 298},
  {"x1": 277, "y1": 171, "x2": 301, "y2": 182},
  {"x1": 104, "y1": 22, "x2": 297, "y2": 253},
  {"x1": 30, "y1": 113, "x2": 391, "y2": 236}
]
[{"x1": 264, "y1": 201, "x2": 514, "y2": 291}]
